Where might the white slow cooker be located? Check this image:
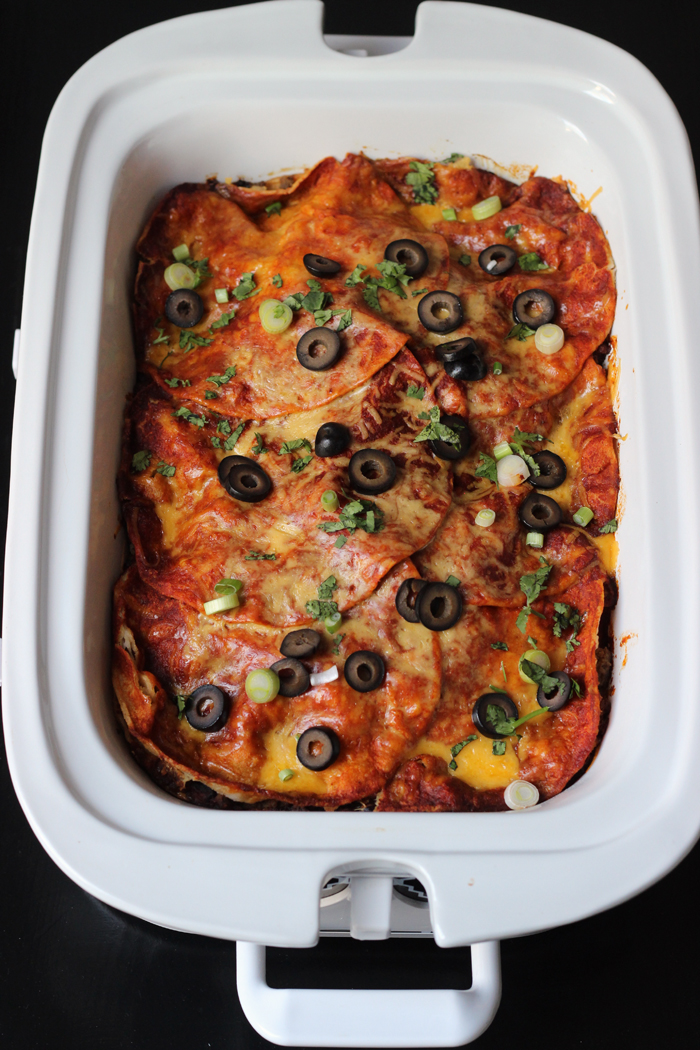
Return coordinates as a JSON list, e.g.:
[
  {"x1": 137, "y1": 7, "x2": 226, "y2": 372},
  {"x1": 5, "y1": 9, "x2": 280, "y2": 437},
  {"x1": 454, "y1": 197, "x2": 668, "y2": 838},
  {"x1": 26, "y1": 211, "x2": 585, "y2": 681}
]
[{"x1": 4, "y1": 2, "x2": 700, "y2": 1045}]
